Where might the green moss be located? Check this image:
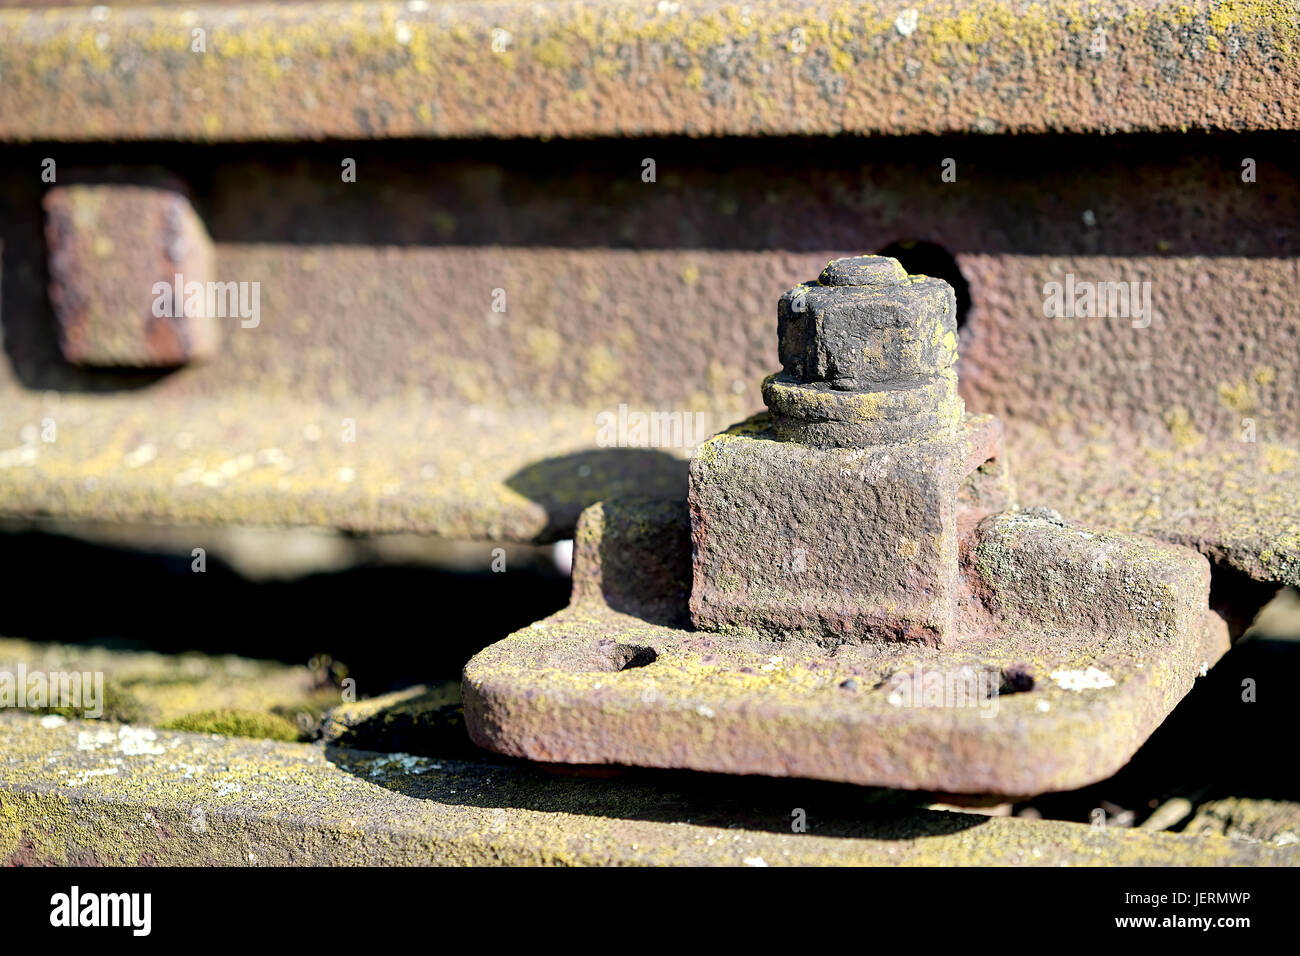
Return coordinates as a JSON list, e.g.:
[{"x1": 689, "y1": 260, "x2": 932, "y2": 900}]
[
  {"x1": 161, "y1": 708, "x2": 302, "y2": 741},
  {"x1": 35, "y1": 678, "x2": 148, "y2": 724},
  {"x1": 3, "y1": 711, "x2": 1293, "y2": 865}
]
